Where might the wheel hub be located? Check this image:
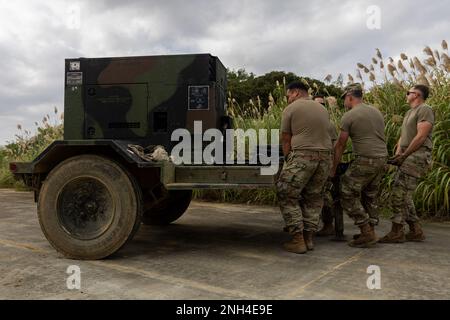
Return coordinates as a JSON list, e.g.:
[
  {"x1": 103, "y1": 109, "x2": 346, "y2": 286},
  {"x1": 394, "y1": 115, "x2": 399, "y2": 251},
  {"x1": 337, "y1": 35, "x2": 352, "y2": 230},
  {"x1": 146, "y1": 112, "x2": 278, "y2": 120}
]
[{"x1": 57, "y1": 177, "x2": 115, "y2": 240}]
